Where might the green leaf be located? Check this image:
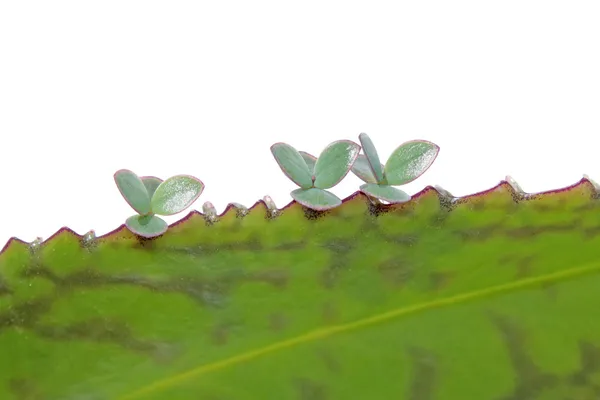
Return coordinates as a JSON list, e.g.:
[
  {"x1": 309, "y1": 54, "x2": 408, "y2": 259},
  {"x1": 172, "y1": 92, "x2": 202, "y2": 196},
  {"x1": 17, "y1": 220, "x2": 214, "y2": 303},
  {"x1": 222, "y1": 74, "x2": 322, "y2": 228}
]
[
  {"x1": 359, "y1": 183, "x2": 411, "y2": 203},
  {"x1": 290, "y1": 187, "x2": 342, "y2": 210},
  {"x1": 351, "y1": 154, "x2": 383, "y2": 184},
  {"x1": 125, "y1": 214, "x2": 168, "y2": 237},
  {"x1": 299, "y1": 151, "x2": 317, "y2": 176},
  {"x1": 358, "y1": 132, "x2": 384, "y2": 182},
  {"x1": 5, "y1": 179, "x2": 600, "y2": 399},
  {"x1": 270, "y1": 143, "x2": 313, "y2": 189},
  {"x1": 150, "y1": 175, "x2": 204, "y2": 216},
  {"x1": 113, "y1": 169, "x2": 151, "y2": 215},
  {"x1": 313, "y1": 140, "x2": 361, "y2": 189},
  {"x1": 141, "y1": 176, "x2": 163, "y2": 198},
  {"x1": 384, "y1": 140, "x2": 440, "y2": 185}
]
